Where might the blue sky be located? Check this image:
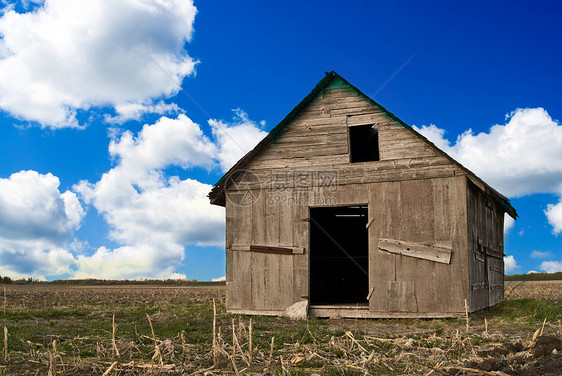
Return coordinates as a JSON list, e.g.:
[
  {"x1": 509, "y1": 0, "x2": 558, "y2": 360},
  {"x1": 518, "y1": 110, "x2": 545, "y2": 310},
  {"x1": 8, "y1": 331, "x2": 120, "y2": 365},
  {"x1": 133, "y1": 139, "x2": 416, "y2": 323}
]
[{"x1": 0, "y1": 0, "x2": 561, "y2": 280}]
